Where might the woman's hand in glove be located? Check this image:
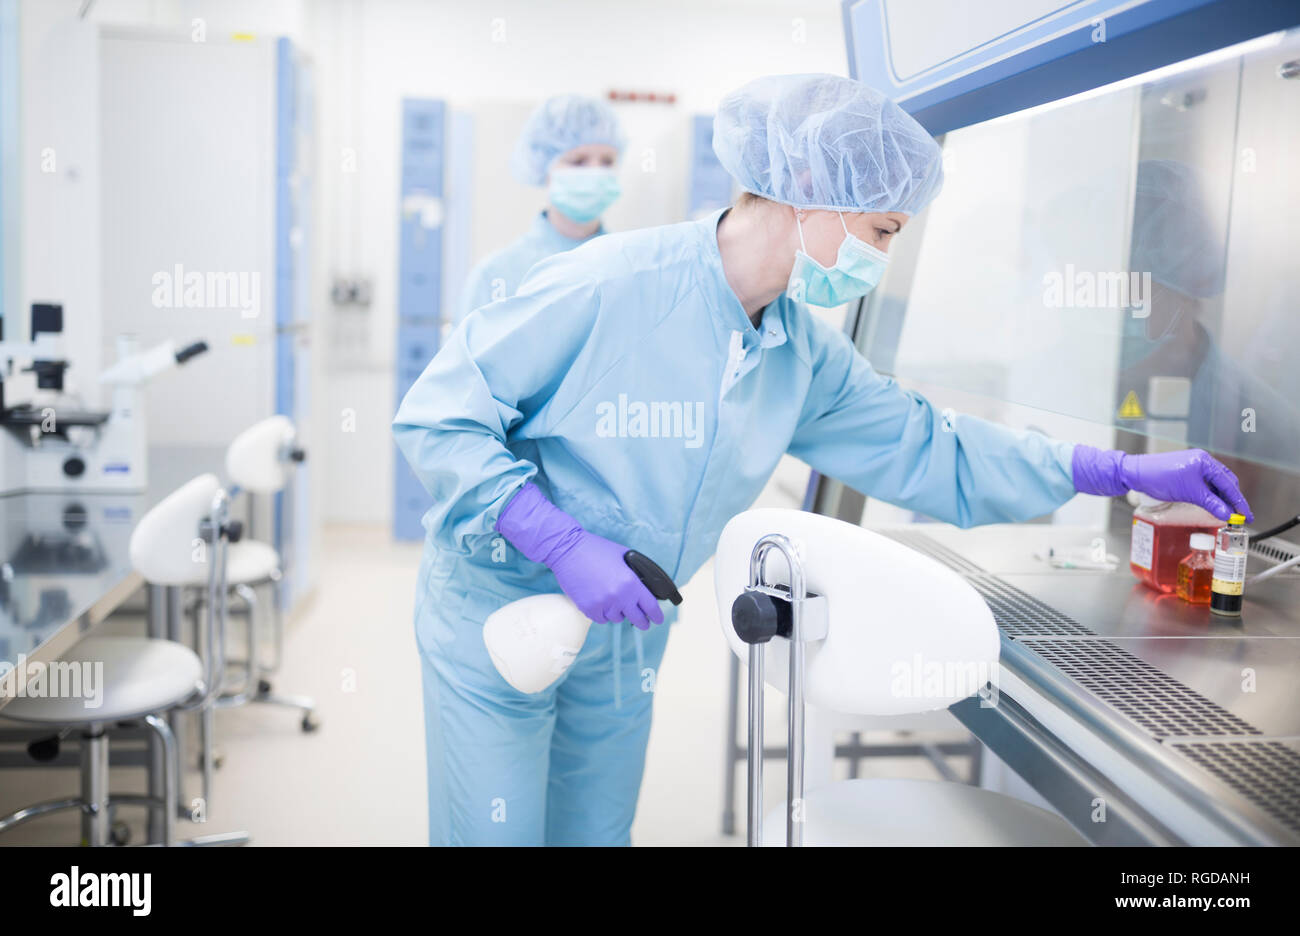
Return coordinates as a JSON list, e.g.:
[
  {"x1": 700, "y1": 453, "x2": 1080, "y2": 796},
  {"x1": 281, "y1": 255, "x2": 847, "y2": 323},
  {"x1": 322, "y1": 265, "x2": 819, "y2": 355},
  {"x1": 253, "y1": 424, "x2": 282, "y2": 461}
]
[
  {"x1": 495, "y1": 482, "x2": 664, "y2": 630},
  {"x1": 1072, "y1": 445, "x2": 1253, "y2": 522}
]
